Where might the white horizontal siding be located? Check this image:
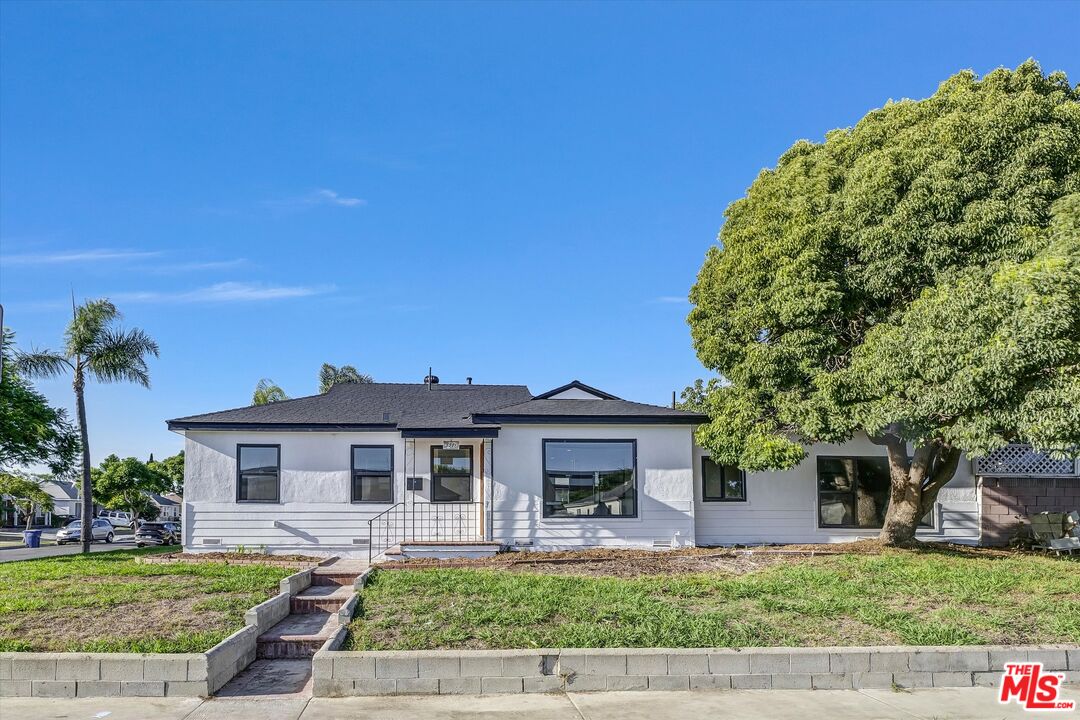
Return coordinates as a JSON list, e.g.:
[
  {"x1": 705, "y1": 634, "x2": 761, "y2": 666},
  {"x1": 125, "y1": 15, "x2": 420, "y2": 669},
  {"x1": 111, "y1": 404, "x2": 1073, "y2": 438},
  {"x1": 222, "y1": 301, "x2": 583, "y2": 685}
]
[
  {"x1": 693, "y1": 436, "x2": 981, "y2": 546},
  {"x1": 490, "y1": 424, "x2": 696, "y2": 549}
]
